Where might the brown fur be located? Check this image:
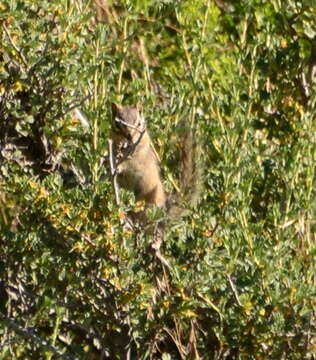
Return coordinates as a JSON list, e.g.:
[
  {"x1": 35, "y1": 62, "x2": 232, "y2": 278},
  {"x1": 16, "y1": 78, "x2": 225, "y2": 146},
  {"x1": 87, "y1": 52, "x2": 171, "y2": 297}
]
[
  {"x1": 111, "y1": 103, "x2": 166, "y2": 208},
  {"x1": 111, "y1": 104, "x2": 201, "y2": 223}
]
